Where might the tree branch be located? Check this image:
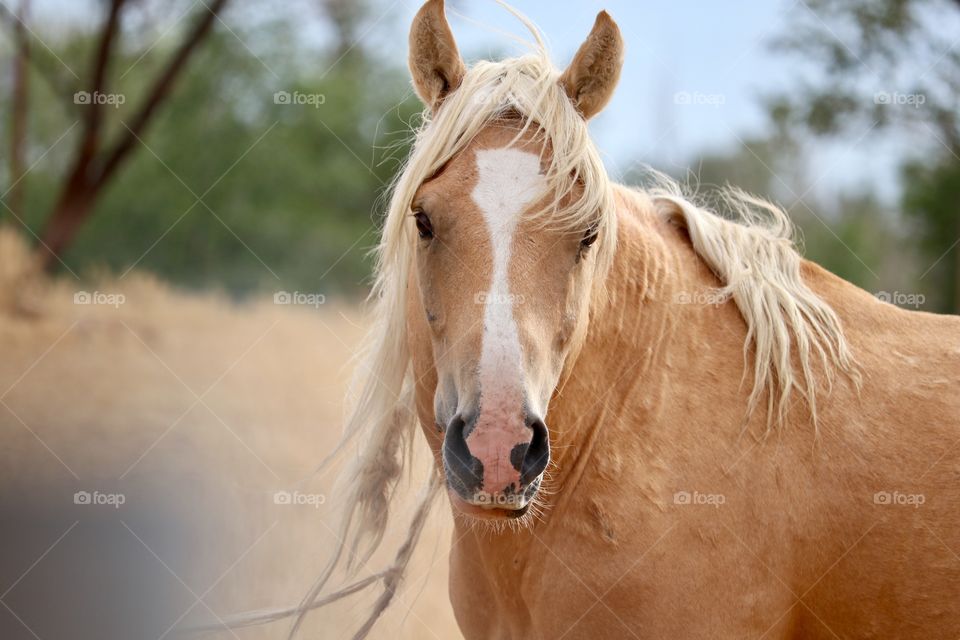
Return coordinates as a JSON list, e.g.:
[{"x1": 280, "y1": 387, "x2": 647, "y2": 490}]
[
  {"x1": 36, "y1": 0, "x2": 231, "y2": 269},
  {"x1": 0, "y1": 2, "x2": 76, "y2": 110},
  {"x1": 81, "y1": 0, "x2": 127, "y2": 158},
  {"x1": 95, "y1": 0, "x2": 231, "y2": 187}
]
